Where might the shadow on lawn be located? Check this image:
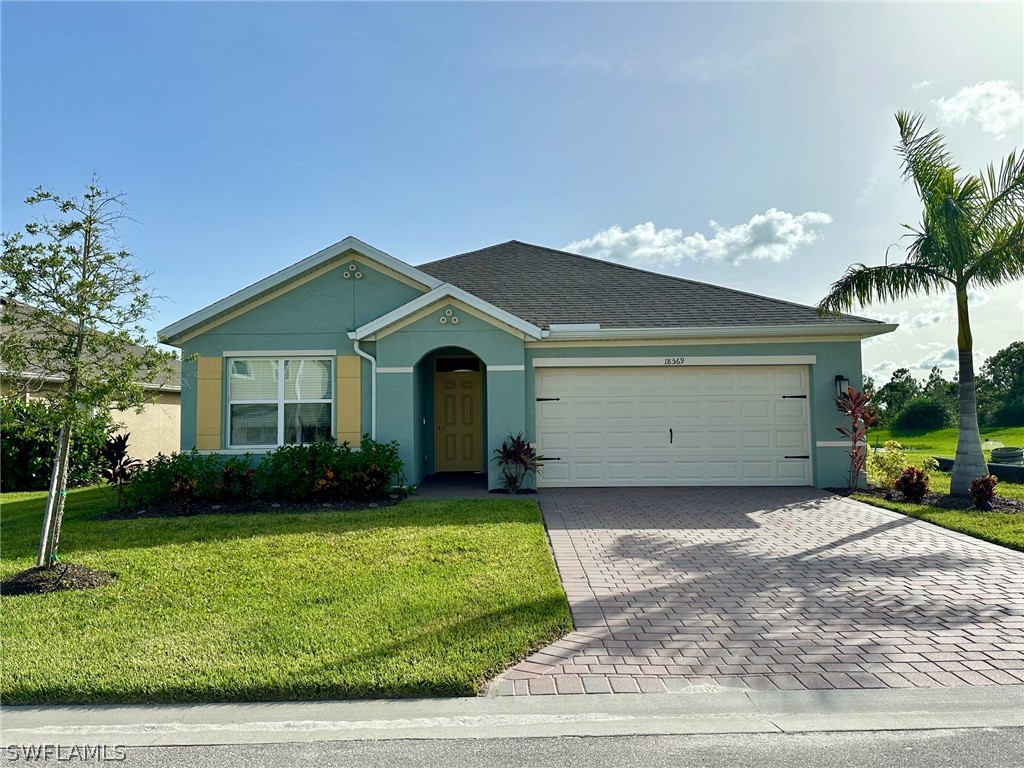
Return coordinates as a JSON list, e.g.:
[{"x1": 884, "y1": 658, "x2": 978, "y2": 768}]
[{"x1": 2, "y1": 595, "x2": 572, "y2": 705}]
